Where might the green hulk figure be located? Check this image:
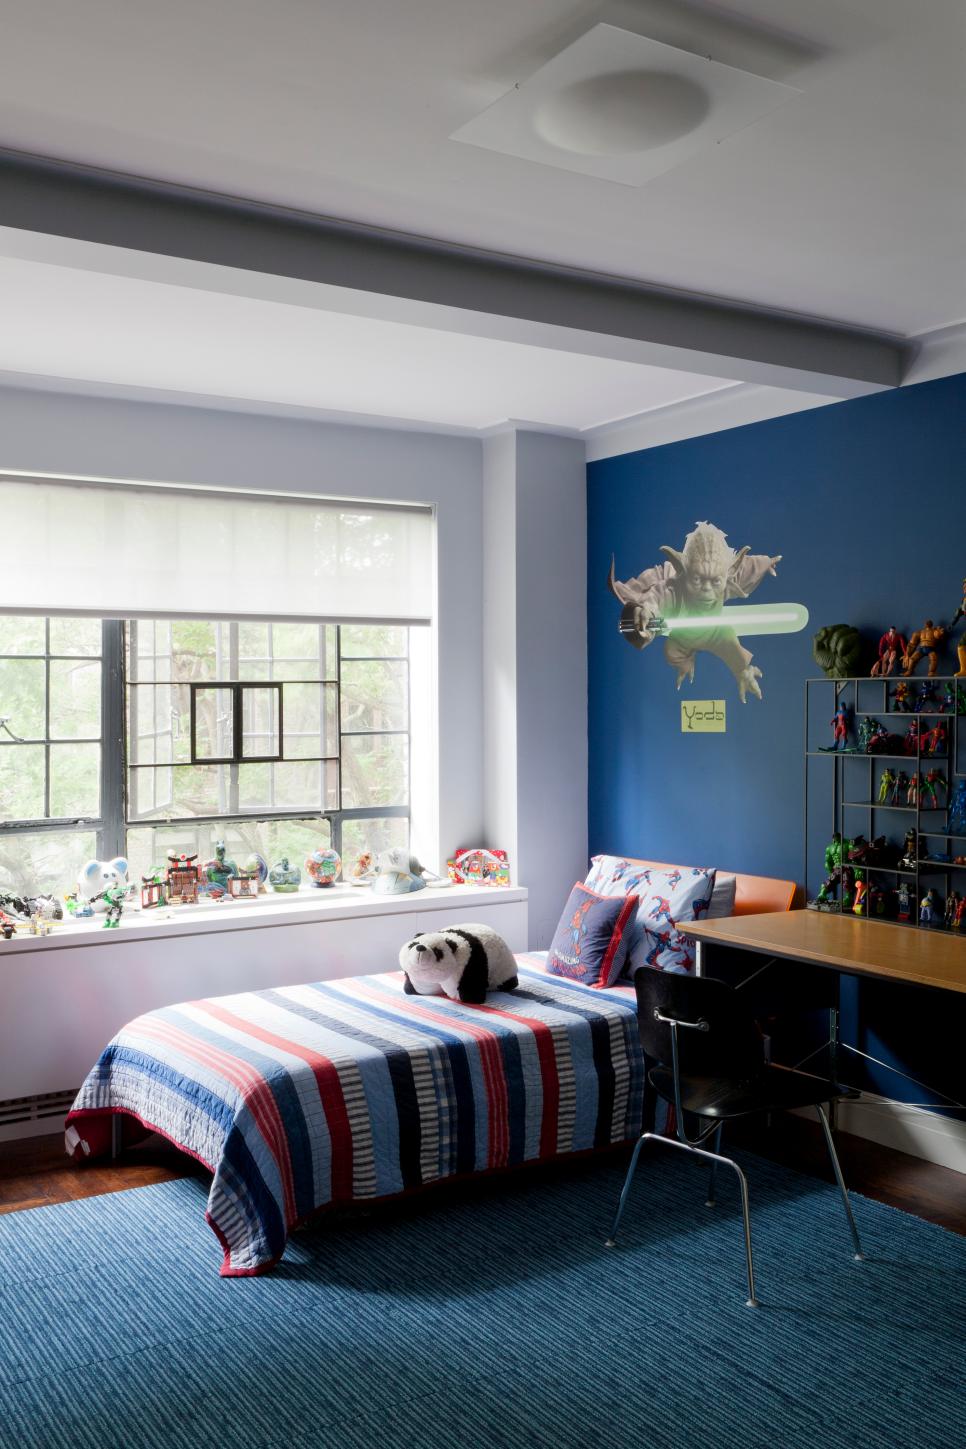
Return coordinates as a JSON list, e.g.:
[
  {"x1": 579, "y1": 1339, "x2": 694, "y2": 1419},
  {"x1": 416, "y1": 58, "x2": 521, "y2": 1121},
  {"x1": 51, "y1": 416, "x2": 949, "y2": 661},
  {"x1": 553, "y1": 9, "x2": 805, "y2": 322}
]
[{"x1": 815, "y1": 832, "x2": 853, "y2": 907}]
